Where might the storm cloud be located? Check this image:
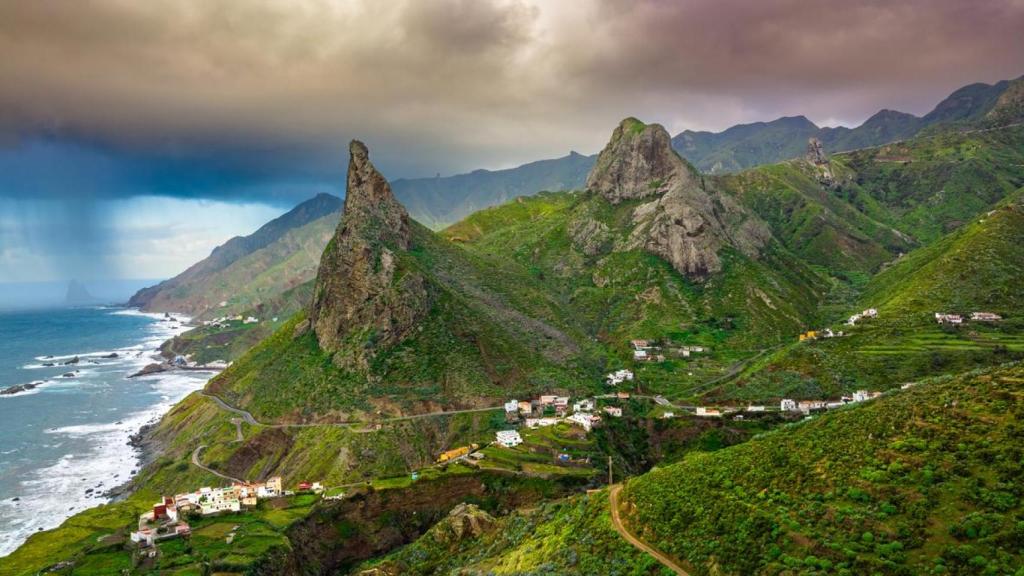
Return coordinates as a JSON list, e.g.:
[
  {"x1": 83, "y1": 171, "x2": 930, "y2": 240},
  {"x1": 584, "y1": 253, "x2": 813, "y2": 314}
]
[{"x1": 0, "y1": 0, "x2": 1021, "y2": 191}]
